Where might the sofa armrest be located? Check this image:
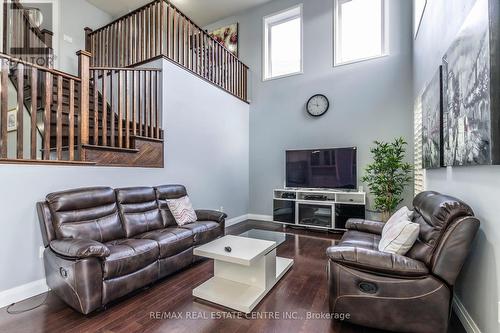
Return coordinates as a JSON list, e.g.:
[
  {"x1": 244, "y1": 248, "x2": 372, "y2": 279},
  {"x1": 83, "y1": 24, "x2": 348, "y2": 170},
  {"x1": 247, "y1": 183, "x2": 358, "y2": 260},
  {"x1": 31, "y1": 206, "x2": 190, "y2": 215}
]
[
  {"x1": 195, "y1": 210, "x2": 228, "y2": 224},
  {"x1": 50, "y1": 239, "x2": 110, "y2": 259},
  {"x1": 326, "y1": 246, "x2": 429, "y2": 277},
  {"x1": 346, "y1": 218, "x2": 385, "y2": 235}
]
